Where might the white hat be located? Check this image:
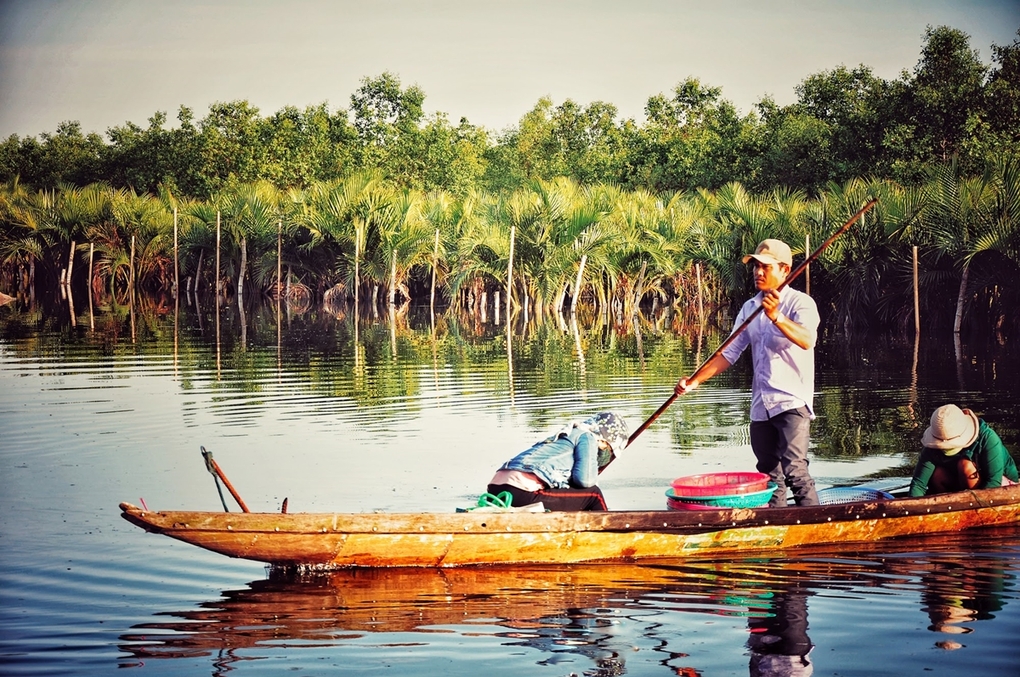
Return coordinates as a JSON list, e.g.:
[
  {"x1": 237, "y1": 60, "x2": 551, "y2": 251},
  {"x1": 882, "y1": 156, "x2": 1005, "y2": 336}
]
[
  {"x1": 742, "y1": 239, "x2": 793, "y2": 267},
  {"x1": 921, "y1": 404, "x2": 979, "y2": 450}
]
